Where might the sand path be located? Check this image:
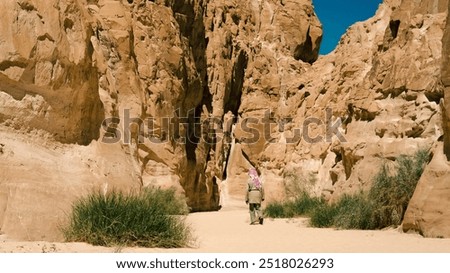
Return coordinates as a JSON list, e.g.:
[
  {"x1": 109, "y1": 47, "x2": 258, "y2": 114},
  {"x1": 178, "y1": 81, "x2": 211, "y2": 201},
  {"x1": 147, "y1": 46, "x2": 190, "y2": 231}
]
[
  {"x1": 1, "y1": 207, "x2": 450, "y2": 253},
  {"x1": 185, "y1": 208, "x2": 450, "y2": 252}
]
